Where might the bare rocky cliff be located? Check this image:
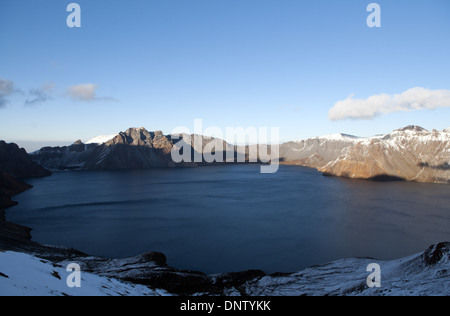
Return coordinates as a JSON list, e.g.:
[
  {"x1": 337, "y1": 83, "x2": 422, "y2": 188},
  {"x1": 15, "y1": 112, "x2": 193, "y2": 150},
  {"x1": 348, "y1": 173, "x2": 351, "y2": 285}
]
[{"x1": 0, "y1": 141, "x2": 51, "y2": 210}]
